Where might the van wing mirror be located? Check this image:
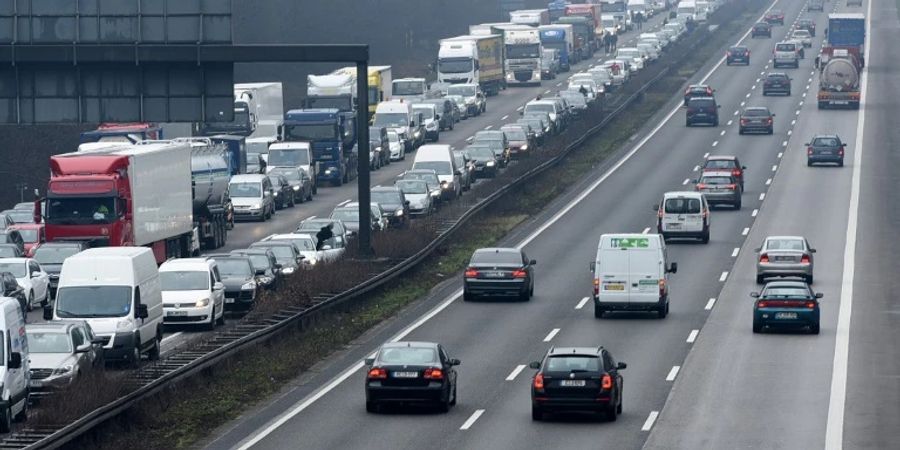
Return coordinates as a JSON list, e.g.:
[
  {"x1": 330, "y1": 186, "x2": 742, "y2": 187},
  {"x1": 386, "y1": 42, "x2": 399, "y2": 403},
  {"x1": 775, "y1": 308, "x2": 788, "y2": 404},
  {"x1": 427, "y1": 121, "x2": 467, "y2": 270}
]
[
  {"x1": 667, "y1": 262, "x2": 678, "y2": 274},
  {"x1": 136, "y1": 303, "x2": 149, "y2": 319},
  {"x1": 589, "y1": 261, "x2": 596, "y2": 272},
  {"x1": 75, "y1": 343, "x2": 91, "y2": 353}
]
